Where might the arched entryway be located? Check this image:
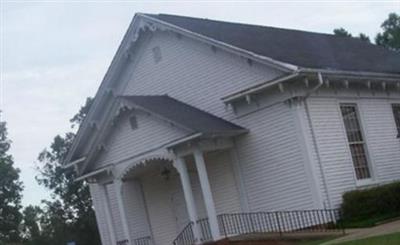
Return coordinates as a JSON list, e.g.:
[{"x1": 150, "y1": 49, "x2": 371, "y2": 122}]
[{"x1": 121, "y1": 156, "x2": 193, "y2": 245}]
